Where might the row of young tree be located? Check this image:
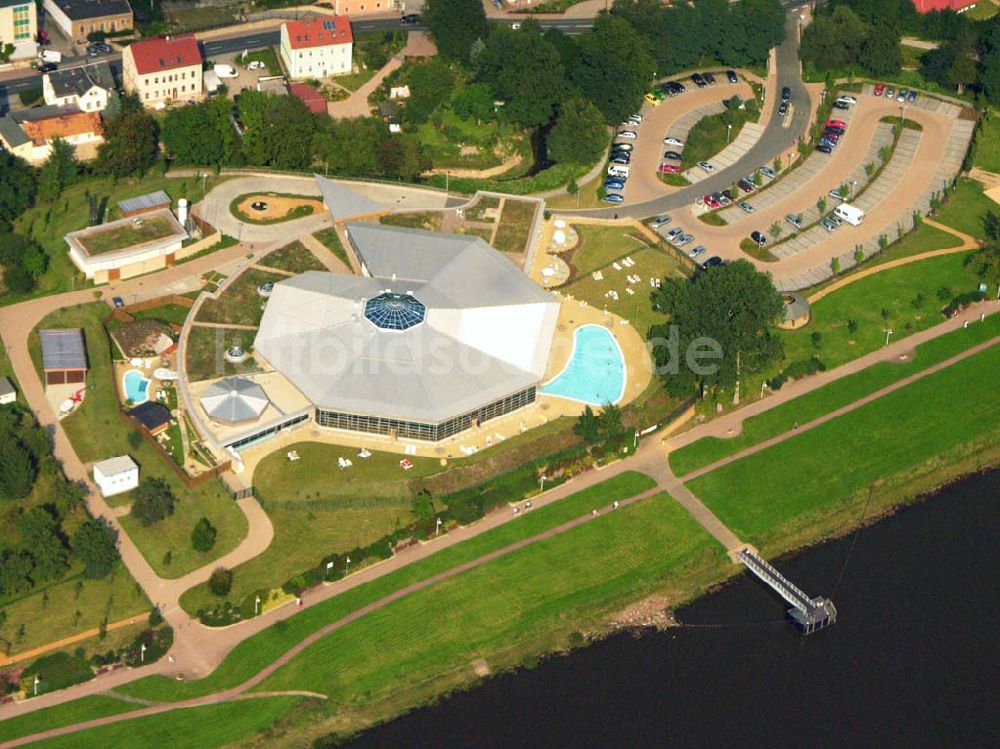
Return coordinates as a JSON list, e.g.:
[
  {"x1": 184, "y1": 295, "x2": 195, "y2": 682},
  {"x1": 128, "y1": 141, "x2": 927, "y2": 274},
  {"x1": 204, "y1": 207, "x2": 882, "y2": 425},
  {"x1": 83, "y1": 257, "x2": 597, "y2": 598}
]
[{"x1": 802, "y1": 0, "x2": 1000, "y2": 104}]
